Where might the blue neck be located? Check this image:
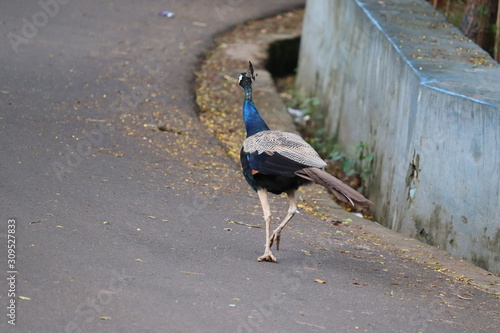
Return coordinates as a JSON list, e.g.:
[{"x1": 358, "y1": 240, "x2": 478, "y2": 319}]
[{"x1": 242, "y1": 86, "x2": 269, "y2": 137}]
